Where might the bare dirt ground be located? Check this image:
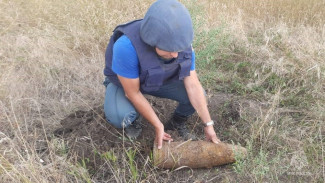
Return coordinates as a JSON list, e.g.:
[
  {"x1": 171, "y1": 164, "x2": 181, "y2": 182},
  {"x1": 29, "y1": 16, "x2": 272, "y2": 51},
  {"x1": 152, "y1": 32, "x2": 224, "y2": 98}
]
[{"x1": 53, "y1": 92, "x2": 264, "y2": 182}]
